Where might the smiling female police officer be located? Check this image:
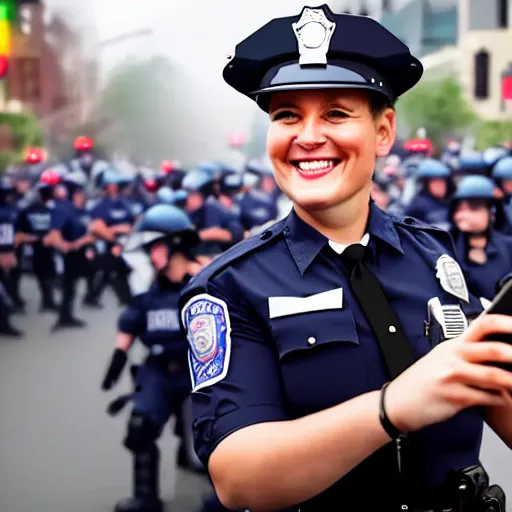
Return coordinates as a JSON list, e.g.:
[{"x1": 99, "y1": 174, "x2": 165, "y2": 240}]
[{"x1": 180, "y1": 6, "x2": 512, "y2": 512}]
